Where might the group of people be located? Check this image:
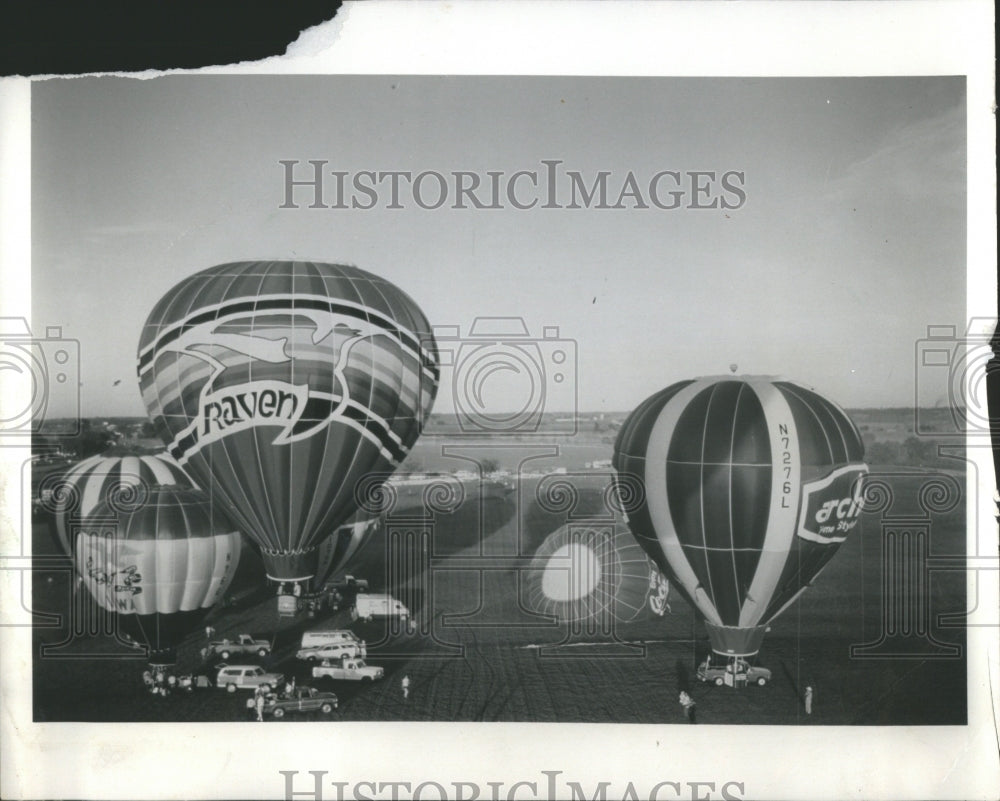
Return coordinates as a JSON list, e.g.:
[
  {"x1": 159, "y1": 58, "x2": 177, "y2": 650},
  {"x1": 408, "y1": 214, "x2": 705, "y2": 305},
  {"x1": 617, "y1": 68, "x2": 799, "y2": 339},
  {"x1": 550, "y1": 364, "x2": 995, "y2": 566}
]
[
  {"x1": 248, "y1": 678, "x2": 298, "y2": 721},
  {"x1": 142, "y1": 669, "x2": 173, "y2": 696},
  {"x1": 142, "y1": 670, "x2": 201, "y2": 696}
]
